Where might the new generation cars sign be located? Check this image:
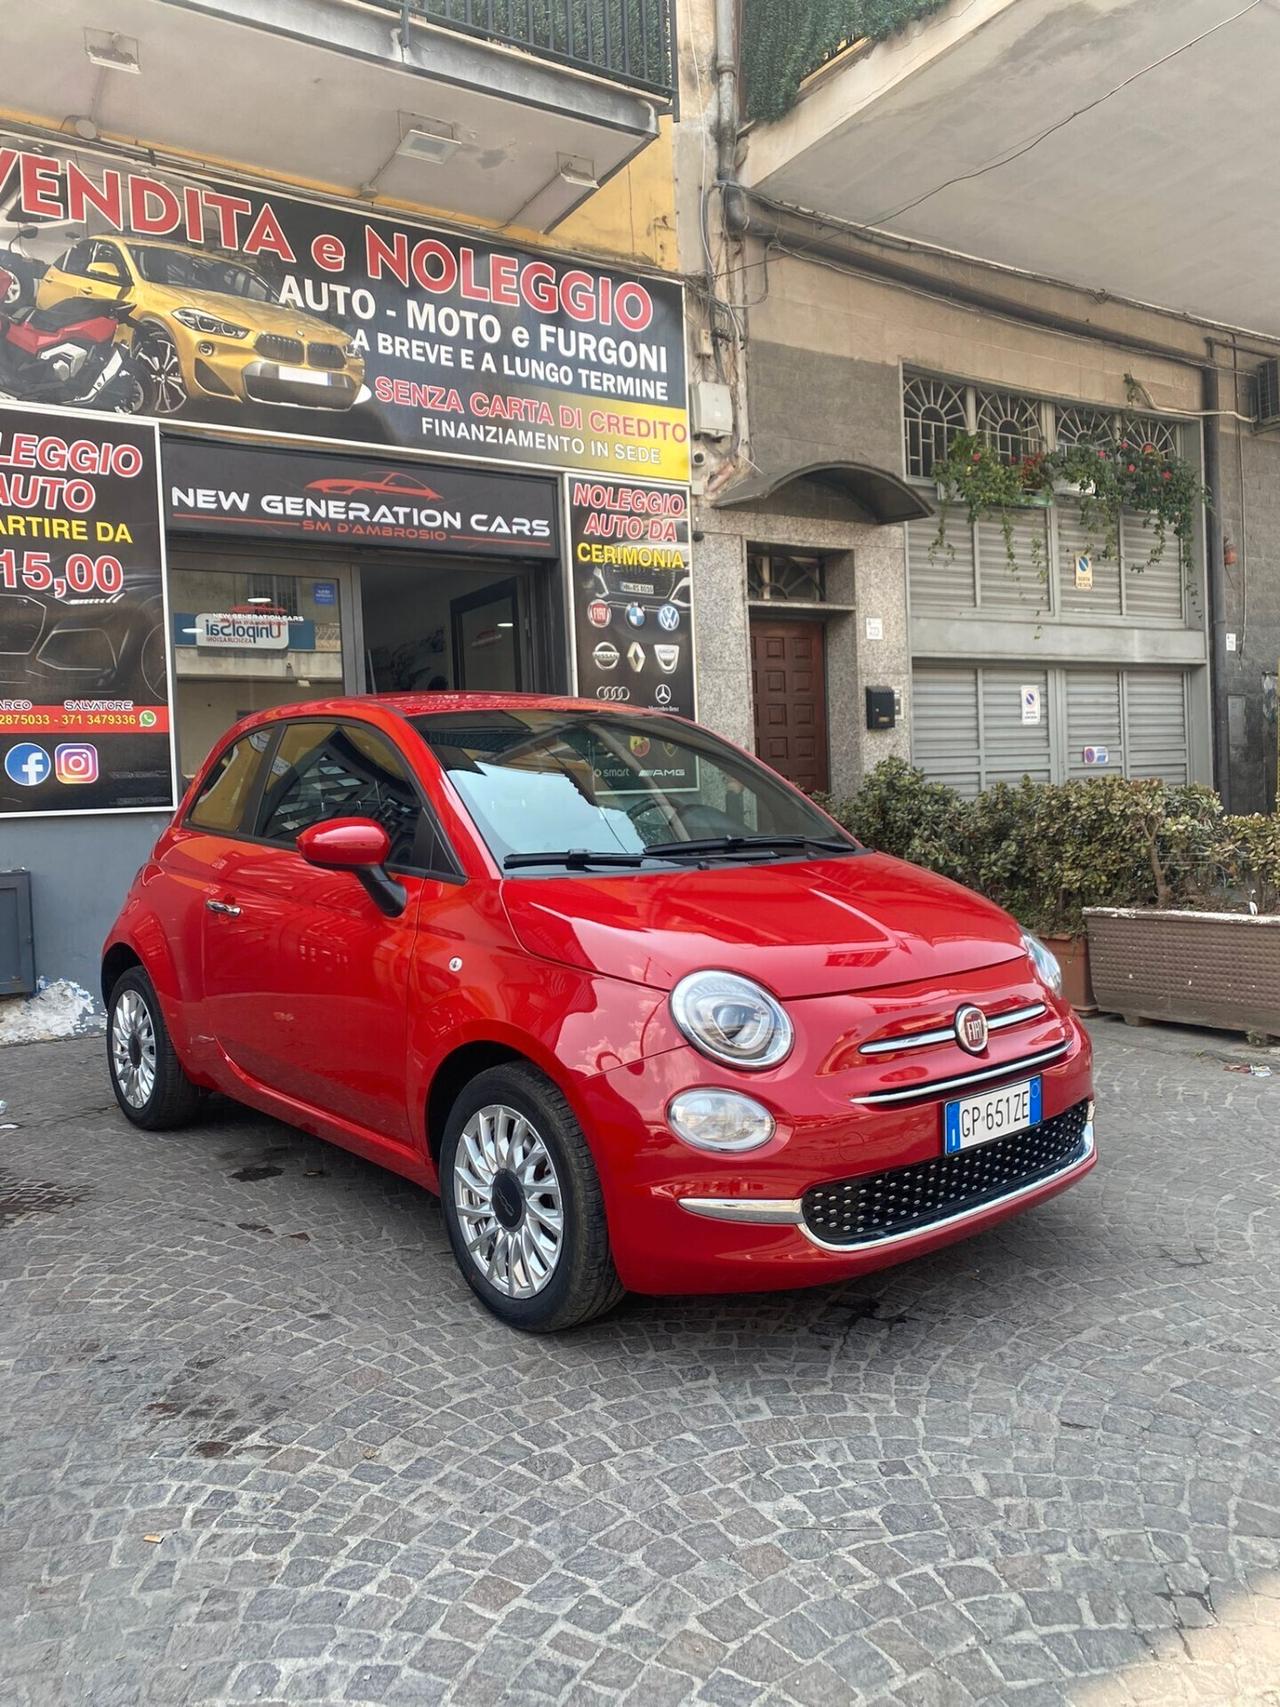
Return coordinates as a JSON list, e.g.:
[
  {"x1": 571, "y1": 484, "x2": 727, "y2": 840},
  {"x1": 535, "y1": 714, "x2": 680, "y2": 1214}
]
[
  {"x1": 0, "y1": 136, "x2": 689, "y2": 482},
  {"x1": 163, "y1": 438, "x2": 559, "y2": 557}
]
